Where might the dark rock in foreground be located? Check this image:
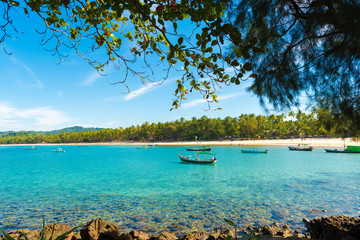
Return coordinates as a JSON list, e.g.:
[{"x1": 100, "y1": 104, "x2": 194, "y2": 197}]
[
  {"x1": 305, "y1": 215, "x2": 360, "y2": 240},
  {"x1": 2, "y1": 215, "x2": 360, "y2": 240}
]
